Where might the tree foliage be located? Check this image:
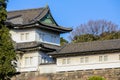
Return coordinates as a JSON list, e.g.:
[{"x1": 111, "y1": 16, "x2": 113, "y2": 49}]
[
  {"x1": 0, "y1": 0, "x2": 7, "y2": 23},
  {"x1": 100, "y1": 31, "x2": 120, "y2": 40},
  {"x1": 88, "y1": 76, "x2": 105, "y2": 80},
  {"x1": 72, "y1": 34, "x2": 99, "y2": 43},
  {"x1": 0, "y1": 27, "x2": 16, "y2": 80},
  {"x1": 60, "y1": 37, "x2": 68, "y2": 46},
  {"x1": 70, "y1": 20, "x2": 120, "y2": 43},
  {"x1": 0, "y1": 0, "x2": 16, "y2": 80}
]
